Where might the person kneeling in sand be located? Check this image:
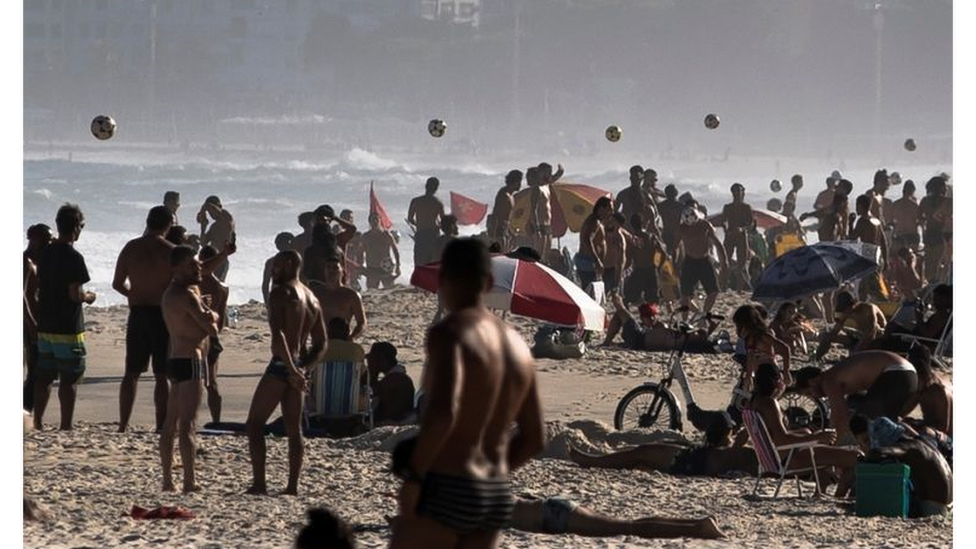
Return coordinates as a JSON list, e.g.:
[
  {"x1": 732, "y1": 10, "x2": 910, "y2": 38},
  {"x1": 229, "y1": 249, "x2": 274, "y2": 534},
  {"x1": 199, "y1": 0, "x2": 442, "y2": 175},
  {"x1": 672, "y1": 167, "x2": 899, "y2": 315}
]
[
  {"x1": 602, "y1": 293, "x2": 720, "y2": 352},
  {"x1": 160, "y1": 246, "x2": 219, "y2": 493},
  {"x1": 246, "y1": 251, "x2": 327, "y2": 496}
]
